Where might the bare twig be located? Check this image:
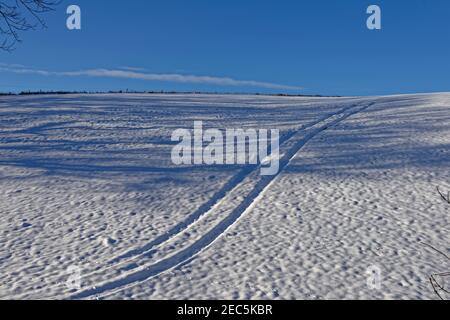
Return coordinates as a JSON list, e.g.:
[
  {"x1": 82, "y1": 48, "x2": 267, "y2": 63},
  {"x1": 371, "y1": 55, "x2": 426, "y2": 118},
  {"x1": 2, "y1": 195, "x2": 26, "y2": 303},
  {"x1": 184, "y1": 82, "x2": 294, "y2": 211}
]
[
  {"x1": 423, "y1": 242, "x2": 450, "y2": 262},
  {"x1": 0, "y1": 0, "x2": 61, "y2": 50},
  {"x1": 430, "y1": 273, "x2": 450, "y2": 300},
  {"x1": 437, "y1": 186, "x2": 450, "y2": 204},
  {"x1": 423, "y1": 186, "x2": 450, "y2": 299}
]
